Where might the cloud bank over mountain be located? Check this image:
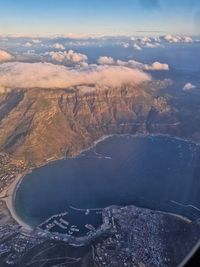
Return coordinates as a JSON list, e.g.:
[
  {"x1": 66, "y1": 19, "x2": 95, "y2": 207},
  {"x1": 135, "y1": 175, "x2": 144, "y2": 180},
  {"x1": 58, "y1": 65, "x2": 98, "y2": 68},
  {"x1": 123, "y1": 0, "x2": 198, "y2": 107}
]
[{"x1": 0, "y1": 62, "x2": 151, "y2": 92}]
